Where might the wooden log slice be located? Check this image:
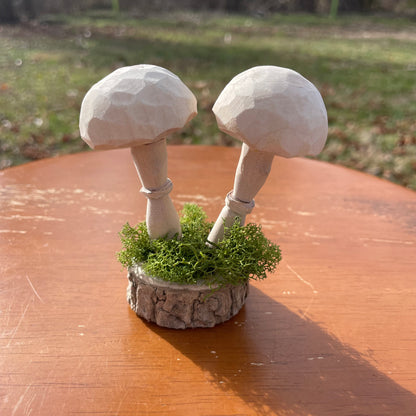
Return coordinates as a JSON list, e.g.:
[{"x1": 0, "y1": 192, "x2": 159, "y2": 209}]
[{"x1": 127, "y1": 265, "x2": 249, "y2": 329}]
